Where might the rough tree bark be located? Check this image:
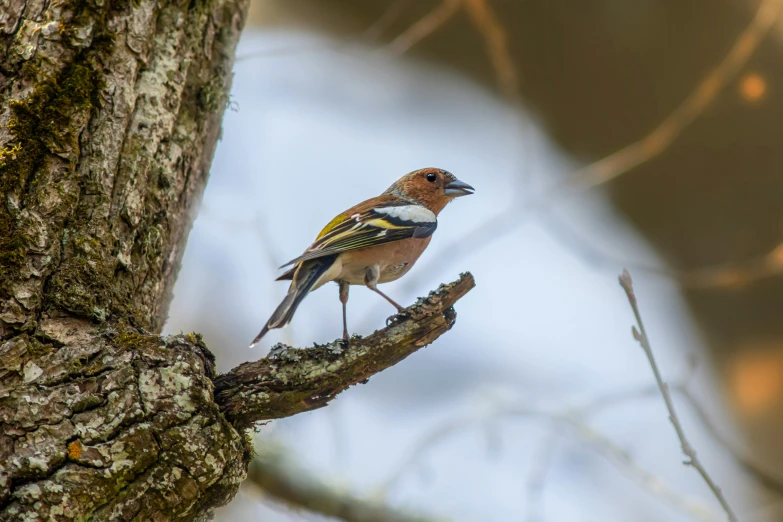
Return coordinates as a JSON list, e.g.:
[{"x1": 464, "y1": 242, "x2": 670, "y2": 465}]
[{"x1": 0, "y1": 0, "x2": 476, "y2": 519}]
